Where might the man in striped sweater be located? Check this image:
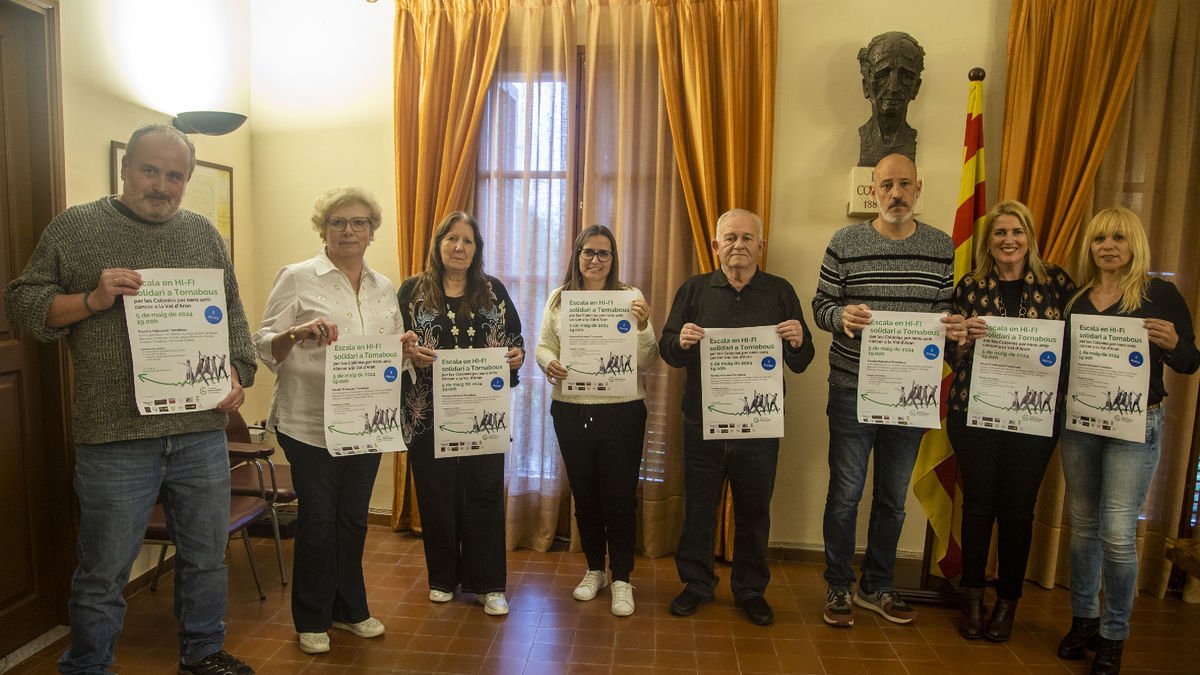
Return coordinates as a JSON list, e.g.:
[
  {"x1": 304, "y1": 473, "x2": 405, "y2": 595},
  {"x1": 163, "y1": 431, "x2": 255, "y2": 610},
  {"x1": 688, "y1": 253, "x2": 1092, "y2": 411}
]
[{"x1": 811, "y1": 153, "x2": 965, "y2": 628}]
